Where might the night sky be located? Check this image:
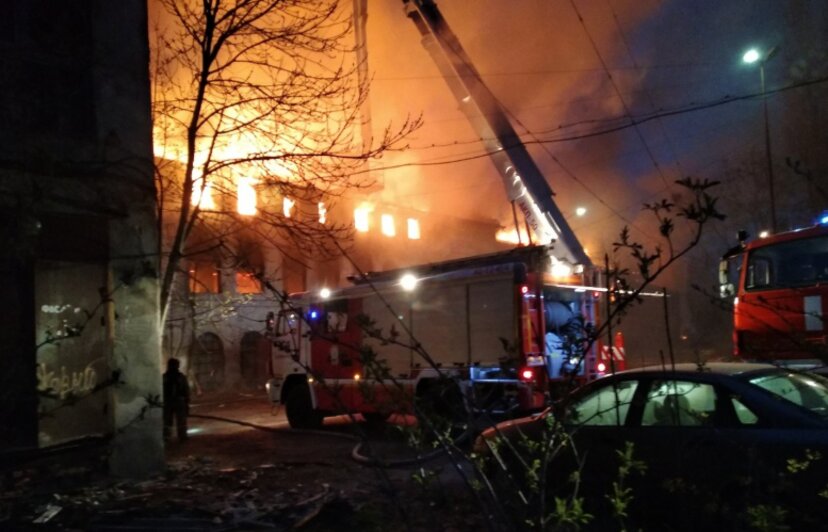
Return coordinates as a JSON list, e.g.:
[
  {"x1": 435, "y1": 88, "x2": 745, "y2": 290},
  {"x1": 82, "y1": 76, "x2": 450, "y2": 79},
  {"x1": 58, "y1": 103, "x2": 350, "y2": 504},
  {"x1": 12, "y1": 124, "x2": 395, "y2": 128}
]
[{"x1": 365, "y1": 0, "x2": 827, "y2": 249}]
